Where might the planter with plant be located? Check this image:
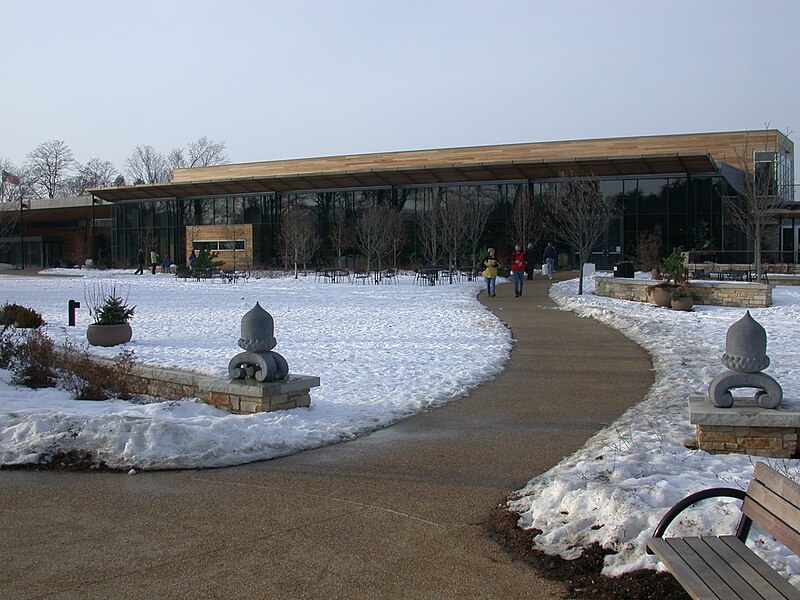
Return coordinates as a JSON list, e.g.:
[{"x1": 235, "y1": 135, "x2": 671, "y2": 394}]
[
  {"x1": 85, "y1": 284, "x2": 135, "y2": 347},
  {"x1": 670, "y1": 283, "x2": 696, "y2": 311},
  {"x1": 648, "y1": 247, "x2": 688, "y2": 308}
]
